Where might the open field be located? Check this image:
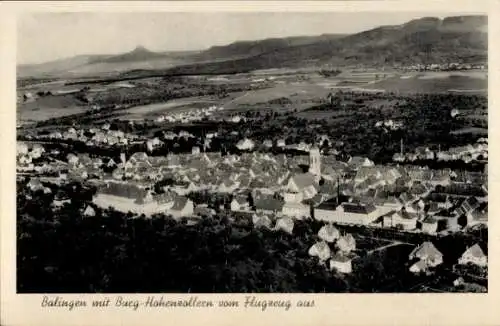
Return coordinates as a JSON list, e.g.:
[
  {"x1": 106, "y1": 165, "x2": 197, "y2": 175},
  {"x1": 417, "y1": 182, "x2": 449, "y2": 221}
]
[
  {"x1": 16, "y1": 69, "x2": 488, "y2": 124},
  {"x1": 363, "y1": 73, "x2": 487, "y2": 94}
]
